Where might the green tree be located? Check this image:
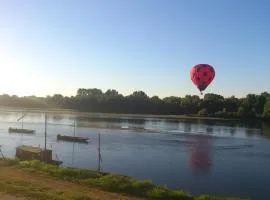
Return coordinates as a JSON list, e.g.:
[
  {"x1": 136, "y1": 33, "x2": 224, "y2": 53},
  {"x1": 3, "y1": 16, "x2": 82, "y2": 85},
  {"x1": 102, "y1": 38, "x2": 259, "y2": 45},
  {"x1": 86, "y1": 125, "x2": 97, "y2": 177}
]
[
  {"x1": 163, "y1": 96, "x2": 181, "y2": 104},
  {"x1": 150, "y1": 96, "x2": 162, "y2": 104},
  {"x1": 181, "y1": 95, "x2": 200, "y2": 114},
  {"x1": 224, "y1": 96, "x2": 240, "y2": 112},
  {"x1": 0, "y1": 87, "x2": 269, "y2": 117},
  {"x1": 254, "y1": 94, "x2": 267, "y2": 114},
  {"x1": 105, "y1": 89, "x2": 120, "y2": 97},
  {"x1": 200, "y1": 93, "x2": 224, "y2": 114},
  {"x1": 198, "y1": 108, "x2": 208, "y2": 116},
  {"x1": 204, "y1": 93, "x2": 224, "y2": 102},
  {"x1": 130, "y1": 91, "x2": 149, "y2": 99},
  {"x1": 263, "y1": 97, "x2": 270, "y2": 118},
  {"x1": 237, "y1": 106, "x2": 246, "y2": 117}
]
